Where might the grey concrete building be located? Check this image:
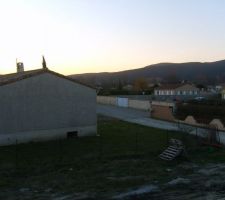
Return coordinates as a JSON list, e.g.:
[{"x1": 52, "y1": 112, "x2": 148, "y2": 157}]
[{"x1": 0, "y1": 68, "x2": 96, "y2": 146}]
